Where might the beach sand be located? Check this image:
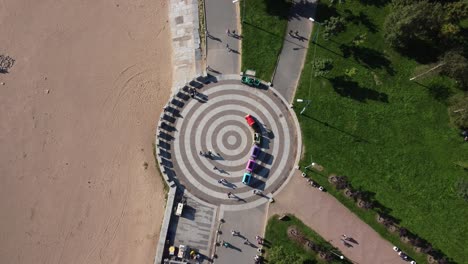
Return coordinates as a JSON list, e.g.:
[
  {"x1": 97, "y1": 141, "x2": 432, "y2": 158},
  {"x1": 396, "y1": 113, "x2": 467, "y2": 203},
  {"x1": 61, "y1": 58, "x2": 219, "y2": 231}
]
[{"x1": 0, "y1": 0, "x2": 171, "y2": 263}]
